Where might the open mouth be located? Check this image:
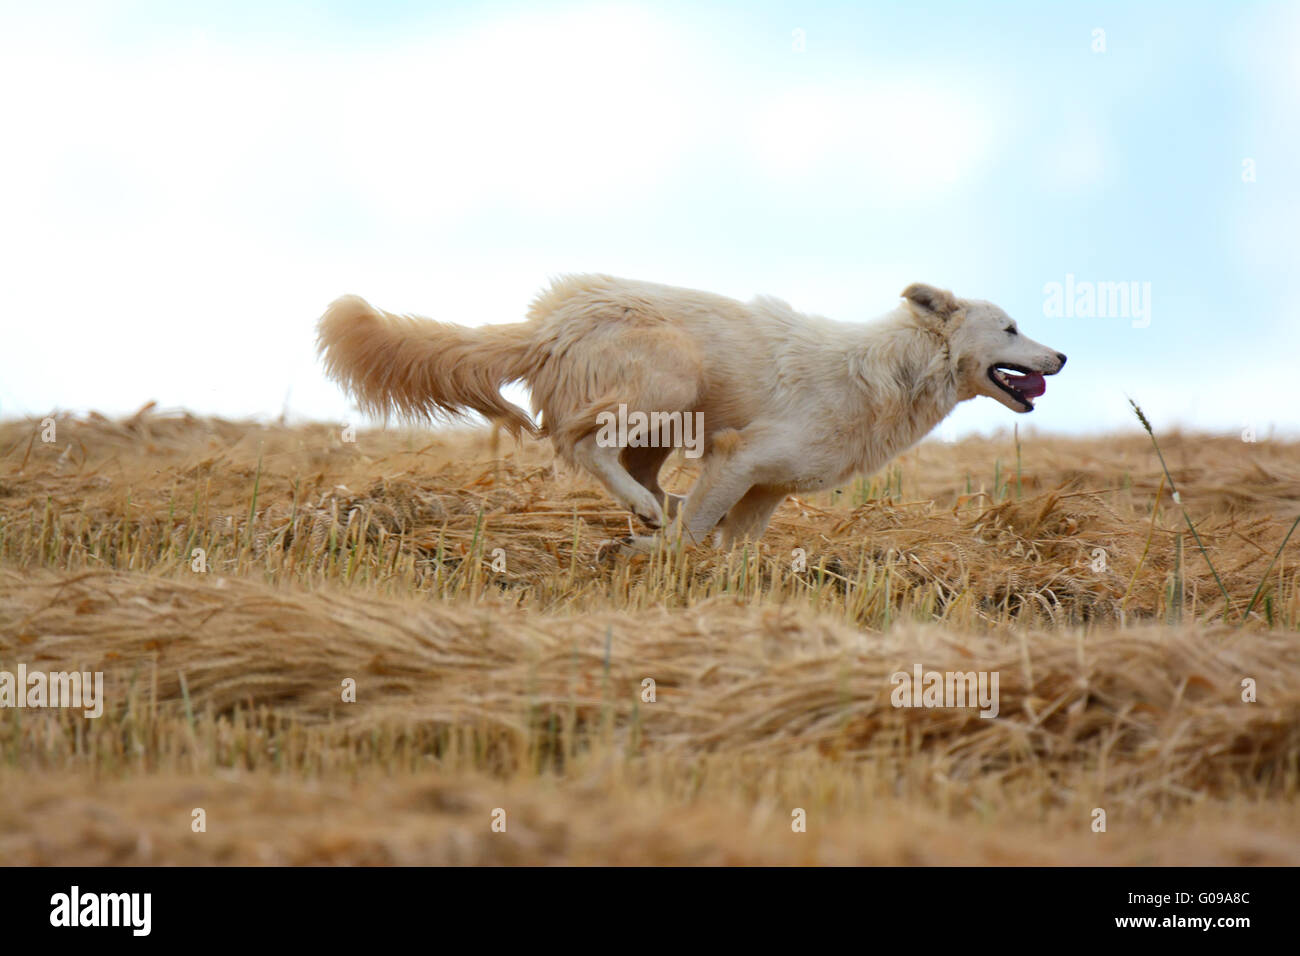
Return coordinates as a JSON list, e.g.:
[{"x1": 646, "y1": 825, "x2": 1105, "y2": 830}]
[{"x1": 988, "y1": 363, "x2": 1049, "y2": 410}]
